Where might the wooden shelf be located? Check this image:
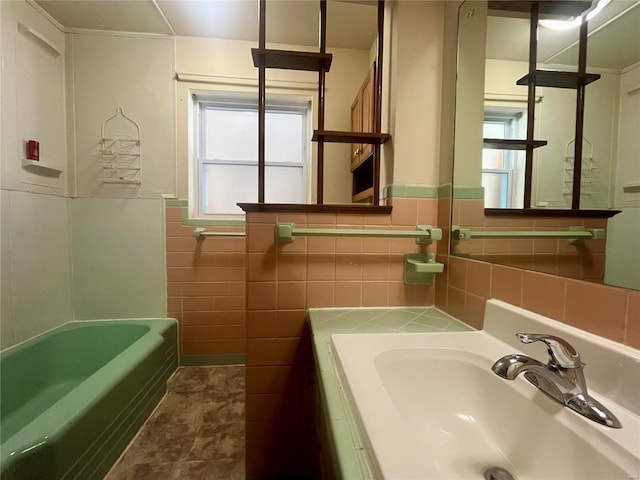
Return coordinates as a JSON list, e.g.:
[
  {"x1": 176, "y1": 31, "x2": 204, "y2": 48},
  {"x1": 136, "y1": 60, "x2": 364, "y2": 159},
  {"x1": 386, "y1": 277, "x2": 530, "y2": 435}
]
[
  {"x1": 237, "y1": 202, "x2": 391, "y2": 214},
  {"x1": 516, "y1": 70, "x2": 600, "y2": 89},
  {"x1": 485, "y1": 208, "x2": 621, "y2": 218},
  {"x1": 251, "y1": 48, "x2": 332, "y2": 72},
  {"x1": 312, "y1": 130, "x2": 390, "y2": 144},
  {"x1": 352, "y1": 187, "x2": 374, "y2": 203},
  {"x1": 483, "y1": 139, "x2": 547, "y2": 150},
  {"x1": 488, "y1": 1, "x2": 591, "y2": 17}
]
